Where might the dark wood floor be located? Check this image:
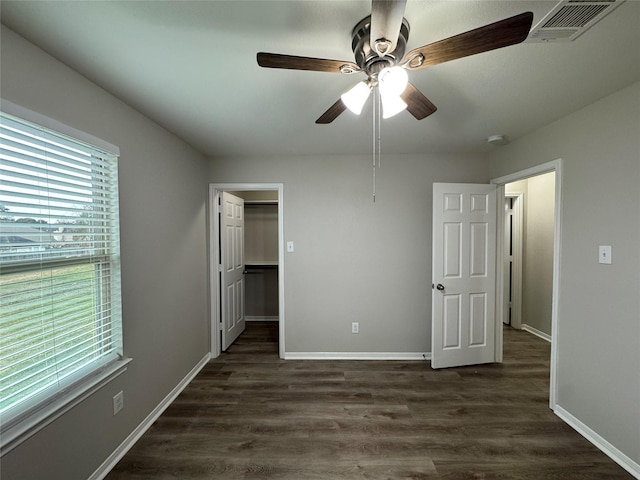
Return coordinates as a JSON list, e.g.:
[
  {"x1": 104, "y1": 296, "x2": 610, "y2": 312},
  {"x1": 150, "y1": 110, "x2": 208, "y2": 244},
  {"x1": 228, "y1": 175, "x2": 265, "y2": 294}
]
[{"x1": 106, "y1": 322, "x2": 632, "y2": 479}]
